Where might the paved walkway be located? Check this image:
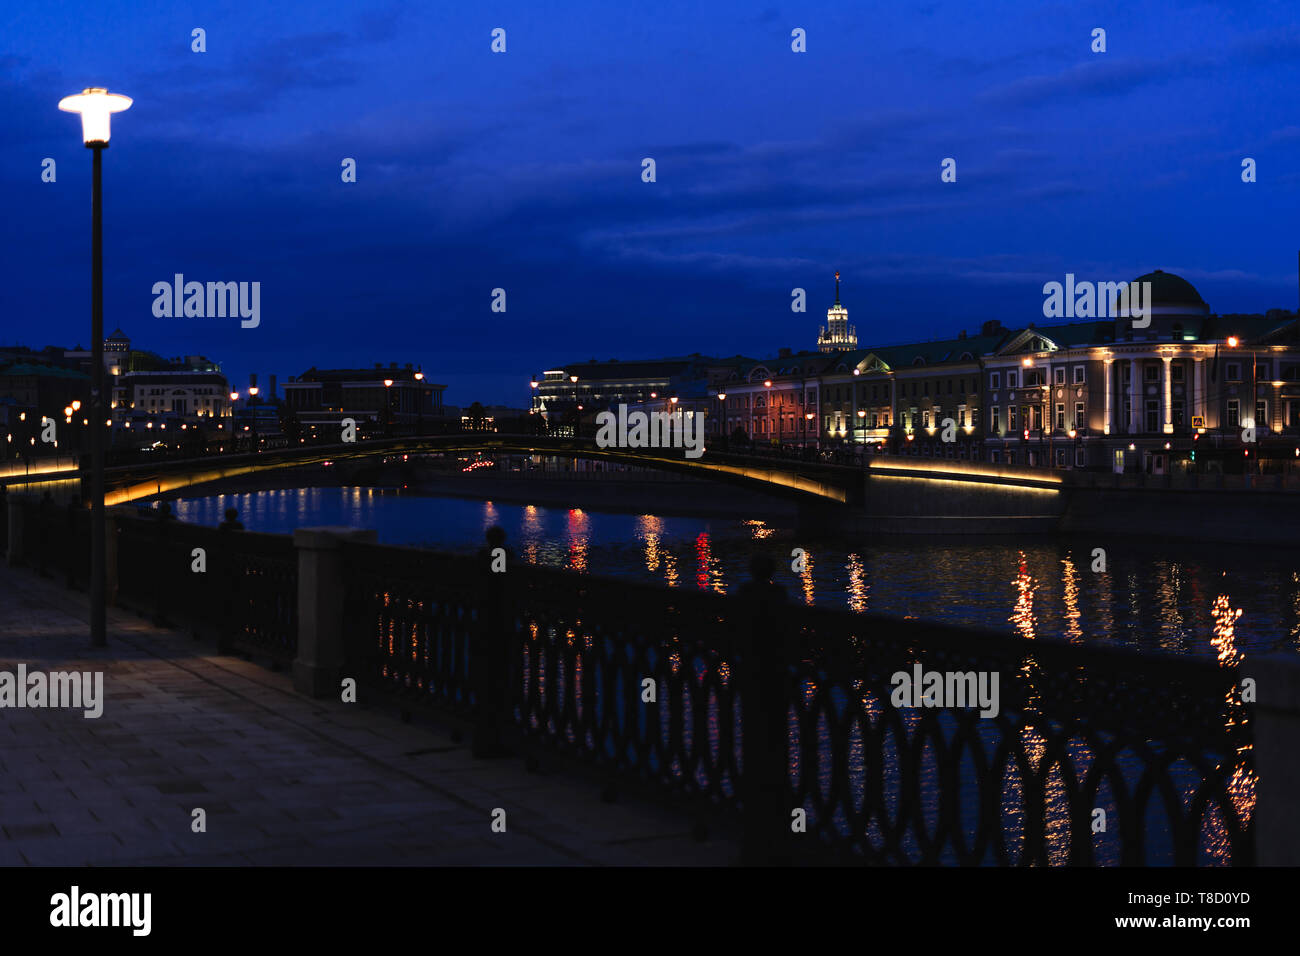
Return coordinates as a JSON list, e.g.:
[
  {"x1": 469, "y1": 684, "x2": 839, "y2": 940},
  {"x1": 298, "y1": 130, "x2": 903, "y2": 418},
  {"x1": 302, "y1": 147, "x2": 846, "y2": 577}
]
[{"x1": 0, "y1": 565, "x2": 731, "y2": 865}]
